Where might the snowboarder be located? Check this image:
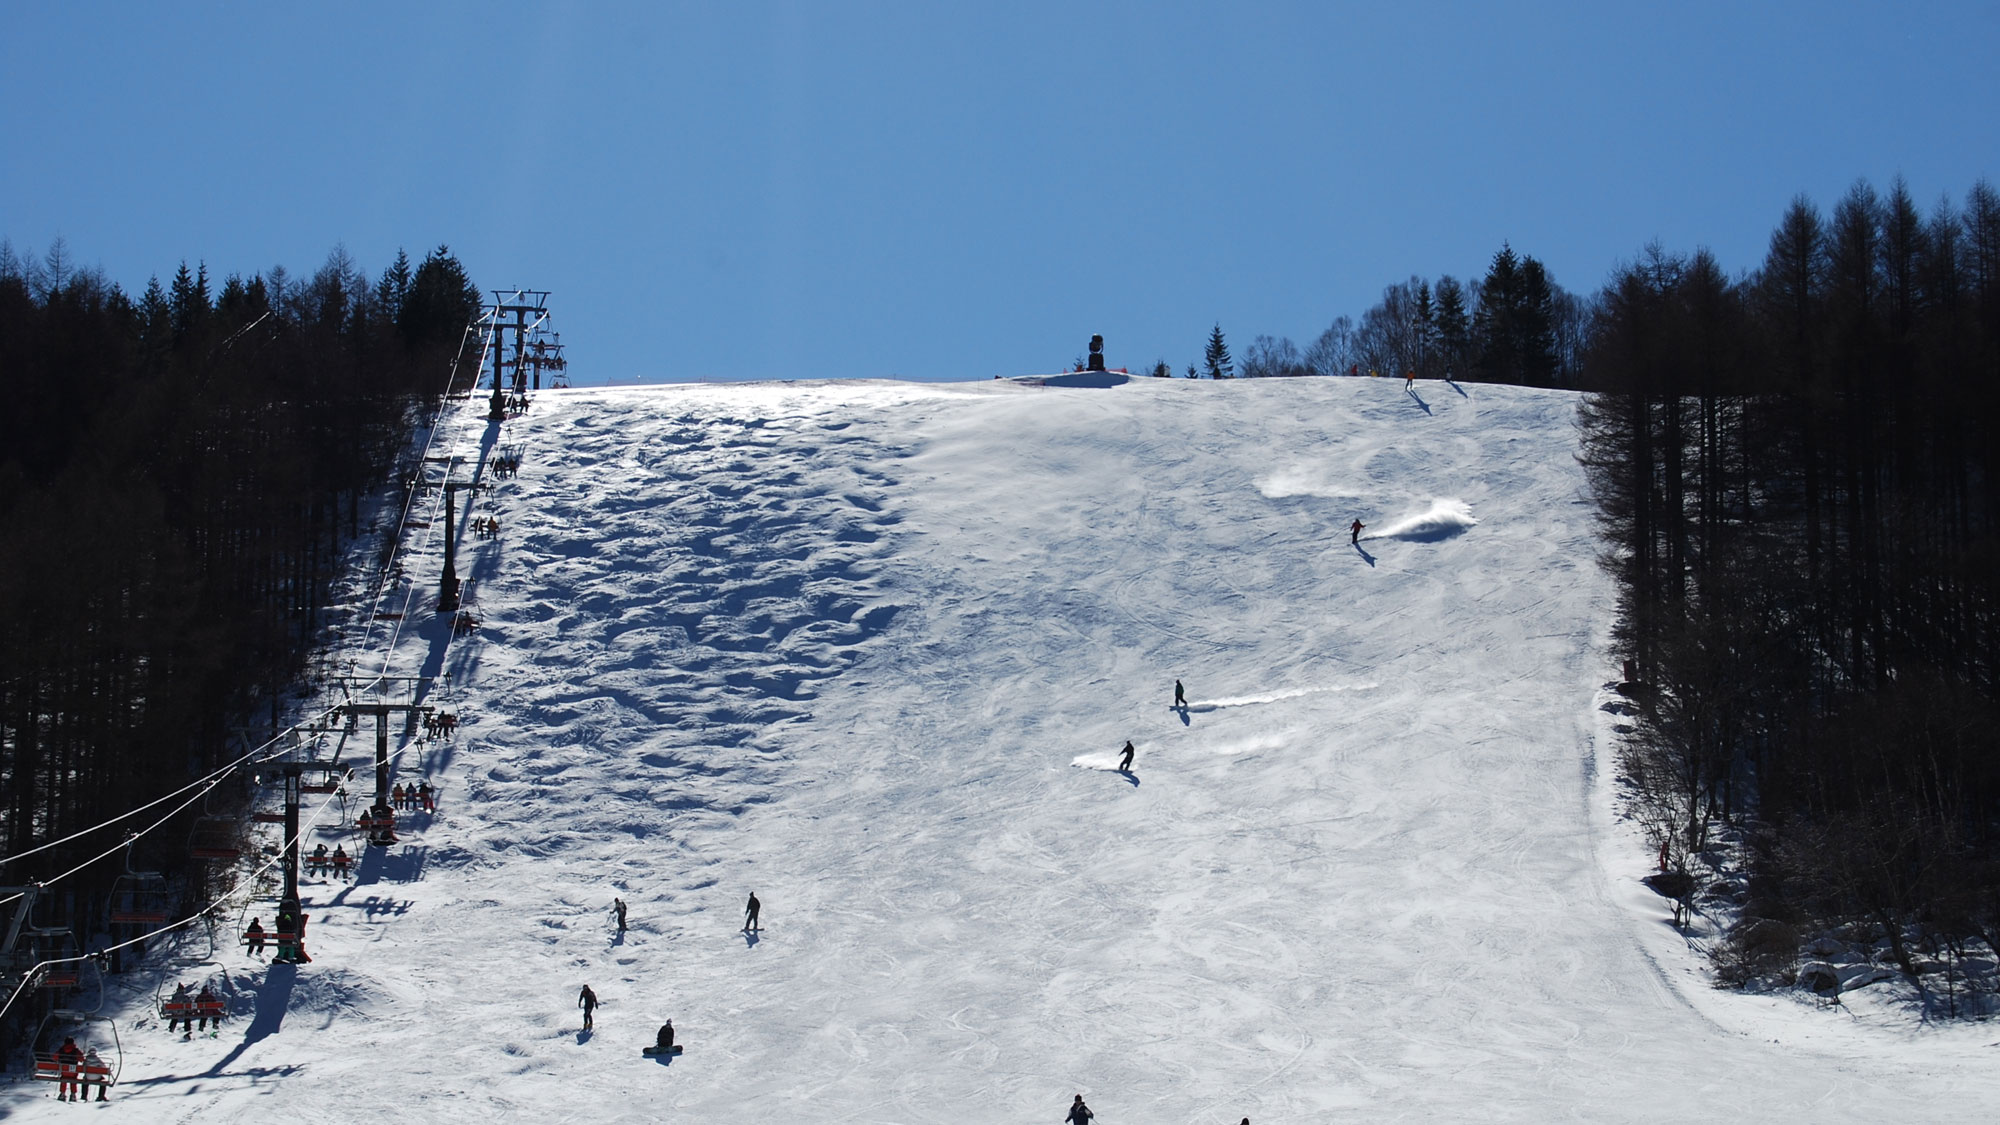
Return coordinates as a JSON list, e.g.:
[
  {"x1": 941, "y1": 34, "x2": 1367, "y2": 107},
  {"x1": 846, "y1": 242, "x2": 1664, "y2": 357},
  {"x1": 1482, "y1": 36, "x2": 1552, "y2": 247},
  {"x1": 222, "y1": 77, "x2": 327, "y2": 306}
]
[
  {"x1": 615, "y1": 898, "x2": 628, "y2": 932},
  {"x1": 1174, "y1": 679, "x2": 1187, "y2": 709},
  {"x1": 743, "y1": 891, "x2": 761, "y2": 932},
  {"x1": 656, "y1": 1020, "x2": 674, "y2": 1052},
  {"x1": 1117, "y1": 741, "x2": 1135, "y2": 771},
  {"x1": 578, "y1": 984, "x2": 598, "y2": 1030},
  {"x1": 244, "y1": 917, "x2": 266, "y2": 956},
  {"x1": 1066, "y1": 1094, "x2": 1094, "y2": 1124},
  {"x1": 1350, "y1": 518, "x2": 1364, "y2": 545}
]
